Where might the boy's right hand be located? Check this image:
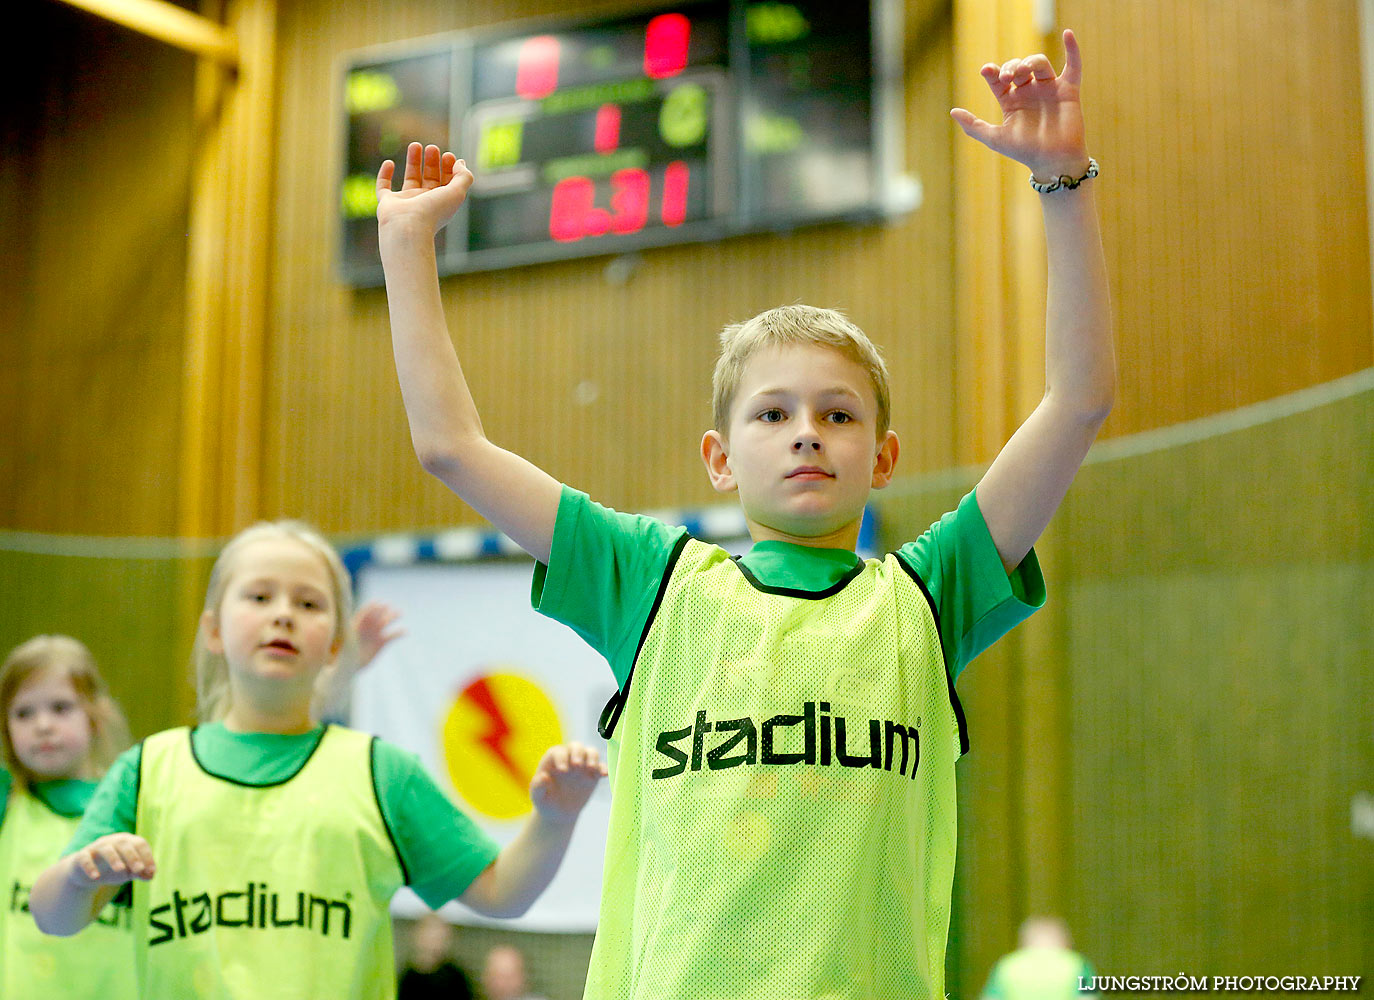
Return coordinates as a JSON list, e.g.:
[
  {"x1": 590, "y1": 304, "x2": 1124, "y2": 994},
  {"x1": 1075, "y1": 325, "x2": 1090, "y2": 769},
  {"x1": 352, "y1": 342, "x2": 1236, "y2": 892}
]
[
  {"x1": 67, "y1": 833, "x2": 156, "y2": 886},
  {"x1": 376, "y1": 141, "x2": 474, "y2": 236}
]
